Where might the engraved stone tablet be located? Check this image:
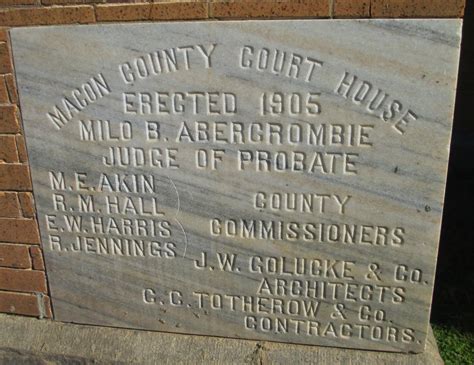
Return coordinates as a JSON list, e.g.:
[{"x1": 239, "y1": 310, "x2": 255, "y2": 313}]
[{"x1": 11, "y1": 20, "x2": 462, "y2": 352}]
